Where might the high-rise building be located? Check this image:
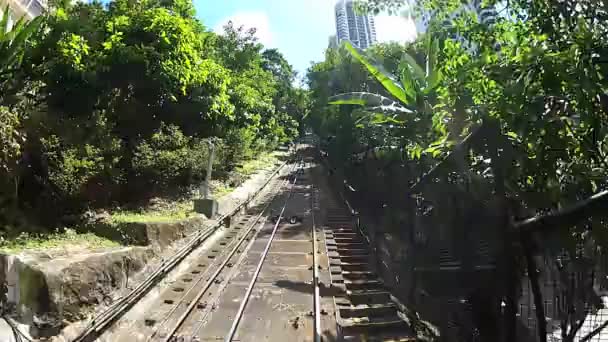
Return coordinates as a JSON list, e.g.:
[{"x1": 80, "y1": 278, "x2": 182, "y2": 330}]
[
  {"x1": 328, "y1": 34, "x2": 339, "y2": 50},
  {"x1": 1, "y1": 0, "x2": 47, "y2": 29},
  {"x1": 334, "y1": 0, "x2": 377, "y2": 49}
]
